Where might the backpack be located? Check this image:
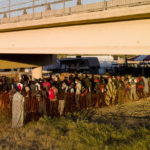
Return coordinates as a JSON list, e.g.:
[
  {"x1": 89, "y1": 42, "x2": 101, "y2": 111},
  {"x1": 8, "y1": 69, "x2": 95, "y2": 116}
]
[{"x1": 48, "y1": 88, "x2": 55, "y2": 99}]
